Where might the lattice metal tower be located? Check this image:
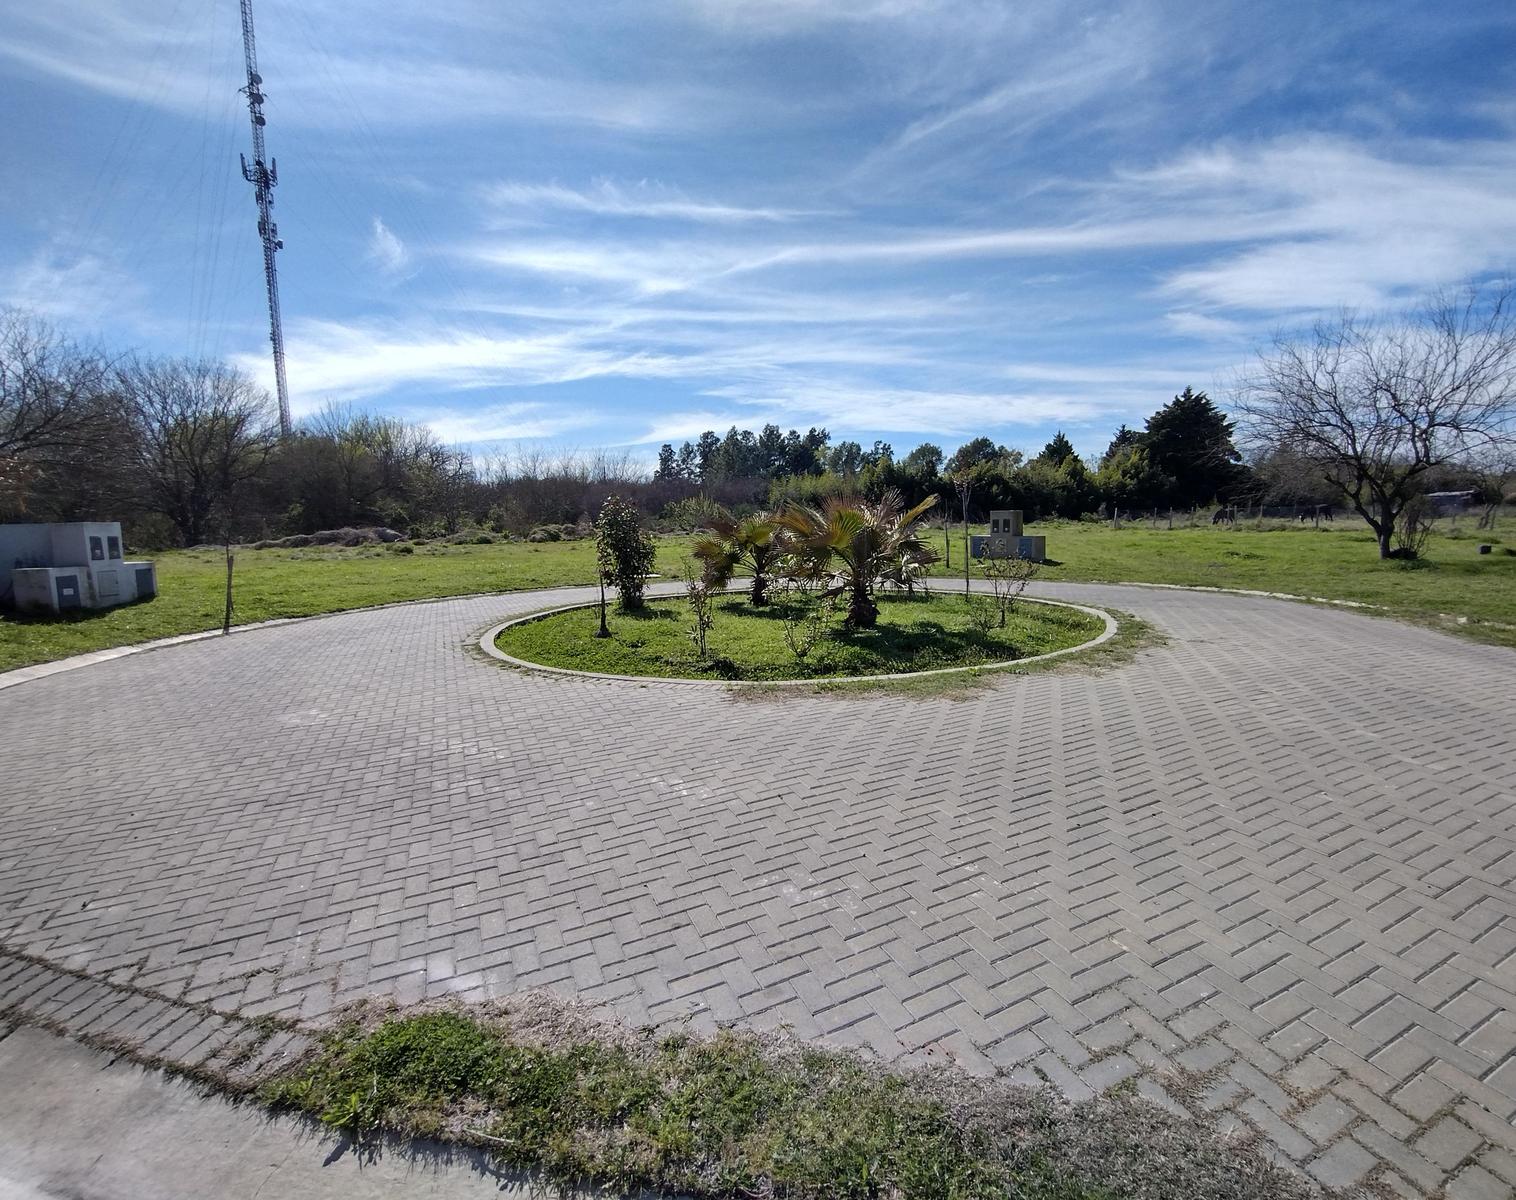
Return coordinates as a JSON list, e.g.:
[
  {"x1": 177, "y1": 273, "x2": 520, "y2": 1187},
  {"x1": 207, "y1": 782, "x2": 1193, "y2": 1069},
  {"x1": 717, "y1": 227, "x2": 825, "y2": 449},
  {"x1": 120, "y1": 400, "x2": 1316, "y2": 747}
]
[{"x1": 238, "y1": 0, "x2": 292, "y2": 436}]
